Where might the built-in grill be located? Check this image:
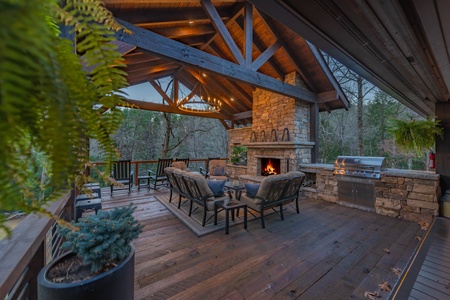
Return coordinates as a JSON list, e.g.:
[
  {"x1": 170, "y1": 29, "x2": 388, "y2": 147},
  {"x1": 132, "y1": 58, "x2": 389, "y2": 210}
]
[
  {"x1": 333, "y1": 156, "x2": 386, "y2": 179},
  {"x1": 333, "y1": 156, "x2": 386, "y2": 212}
]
